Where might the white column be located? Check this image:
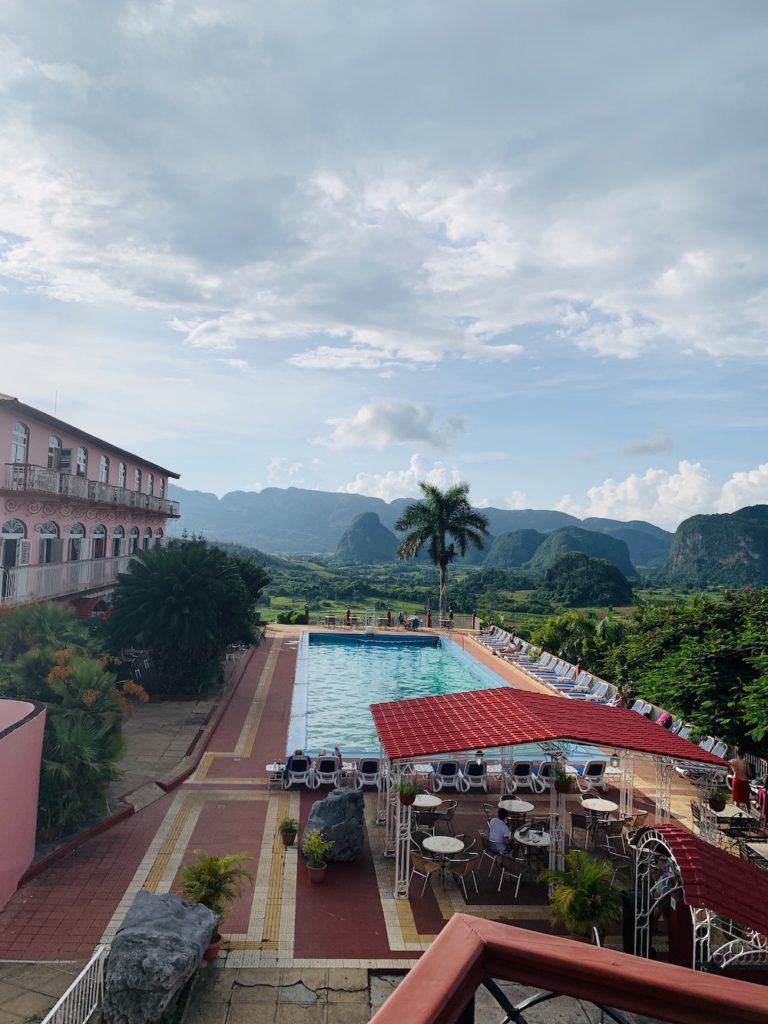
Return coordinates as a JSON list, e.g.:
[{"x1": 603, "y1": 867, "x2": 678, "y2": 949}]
[
  {"x1": 393, "y1": 795, "x2": 413, "y2": 900},
  {"x1": 653, "y1": 756, "x2": 674, "y2": 823},
  {"x1": 619, "y1": 750, "x2": 635, "y2": 818}
]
